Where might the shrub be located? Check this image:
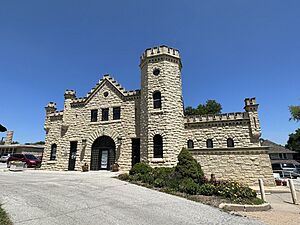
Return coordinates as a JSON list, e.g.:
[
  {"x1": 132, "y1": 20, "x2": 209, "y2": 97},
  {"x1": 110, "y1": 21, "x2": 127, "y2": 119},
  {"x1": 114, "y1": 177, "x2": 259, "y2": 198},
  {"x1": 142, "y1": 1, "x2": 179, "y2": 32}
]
[
  {"x1": 129, "y1": 163, "x2": 152, "y2": 176},
  {"x1": 178, "y1": 178, "x2": 199, "y2": 195},
  {"x1": 175, "y1": 148, "x2": 204, "y2": 184},
  {"x1": 118, "y1": 173, "x2": 130, "y2": 181},
  {"x1": 154, "y1": 178, "x2": 165, "y2": 188},
  {"x1": 216, "y1": 181, "x2": 256, "y2": 200},
  {"x1": 198, "y1": 183, "x2": 216, "y2": 196}
]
